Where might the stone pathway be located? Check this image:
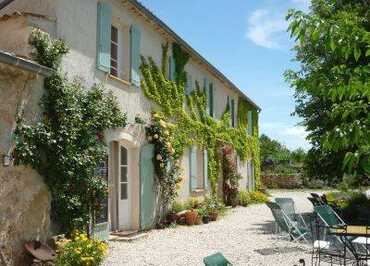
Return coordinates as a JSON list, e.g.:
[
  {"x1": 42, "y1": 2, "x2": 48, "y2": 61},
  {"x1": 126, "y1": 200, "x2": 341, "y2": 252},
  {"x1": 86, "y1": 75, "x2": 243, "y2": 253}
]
[{"x1": 103, "y1": 191, "x2": 318, "y2": 266}]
